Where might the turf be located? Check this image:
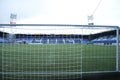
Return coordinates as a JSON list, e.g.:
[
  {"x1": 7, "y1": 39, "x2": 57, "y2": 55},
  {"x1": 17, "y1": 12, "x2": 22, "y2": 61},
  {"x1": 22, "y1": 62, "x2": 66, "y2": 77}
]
[{"x1": 0, "y1": 44, "x2": 118, "y2": 79}]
